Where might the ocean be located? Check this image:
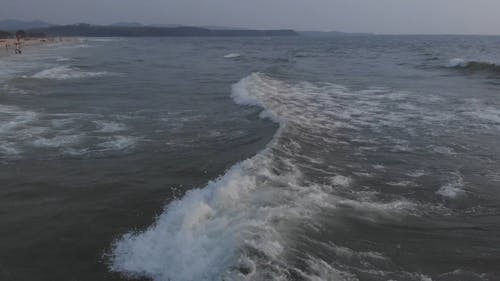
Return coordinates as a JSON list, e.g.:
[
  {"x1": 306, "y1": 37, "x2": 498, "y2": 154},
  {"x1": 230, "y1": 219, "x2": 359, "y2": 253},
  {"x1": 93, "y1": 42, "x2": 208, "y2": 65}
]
[{"x1": 1, "y1": 36, "x2": 499, "y2": 281}]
